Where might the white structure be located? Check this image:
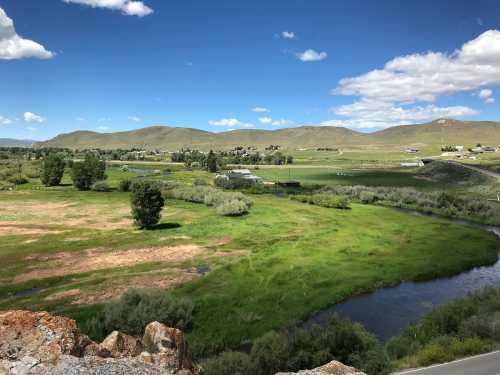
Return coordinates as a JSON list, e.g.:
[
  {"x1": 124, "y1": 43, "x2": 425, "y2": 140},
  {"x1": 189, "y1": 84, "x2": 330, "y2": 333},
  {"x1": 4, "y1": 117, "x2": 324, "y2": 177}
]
[
  {"x1": 405, "y1": 147, "x2": 420, "y2": 153},
  {"x1": 400, "y1": 160, "x2": 425, "y2": 168},
  {"x1": 216, "y1": 169, "x2": 263, "y2": 184}
]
